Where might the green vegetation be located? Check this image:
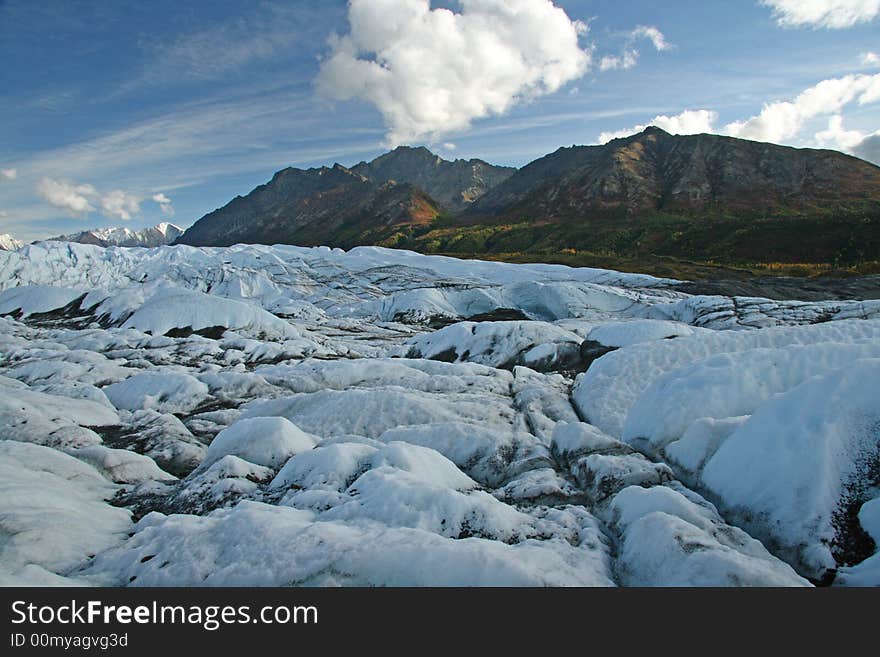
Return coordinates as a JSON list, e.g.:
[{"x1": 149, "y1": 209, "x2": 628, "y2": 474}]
[{"x1": 364, "y1": 208, "x2": 880, "y2": 280}]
